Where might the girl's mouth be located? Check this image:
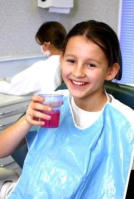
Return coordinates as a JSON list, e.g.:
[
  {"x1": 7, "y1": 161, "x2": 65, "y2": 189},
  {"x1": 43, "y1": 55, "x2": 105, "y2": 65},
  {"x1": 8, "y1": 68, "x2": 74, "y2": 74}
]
[{"x1": 71, "y1": 80, "x2": 88, "y2": 87}]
